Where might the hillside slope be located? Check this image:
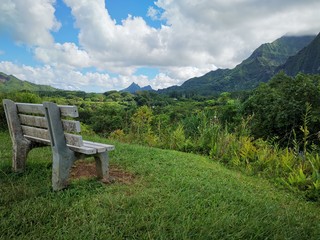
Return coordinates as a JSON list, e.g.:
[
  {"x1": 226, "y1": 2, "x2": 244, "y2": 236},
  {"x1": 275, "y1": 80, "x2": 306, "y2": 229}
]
[
  {"x1": 1, "y1": 132, "x2": 320, "y2": 239},
  {"x1": 160, "y1": 35, "x2": 316, "y2": 96},
  {"x1": 0, "y1": 72, "x2": 57, "y2": 92}
]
